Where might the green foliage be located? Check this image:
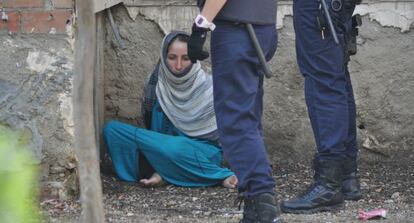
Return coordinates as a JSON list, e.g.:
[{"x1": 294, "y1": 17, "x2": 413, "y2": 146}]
[{"x1": 0, "y1": 125, "x2": 39, "y2": 223}]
